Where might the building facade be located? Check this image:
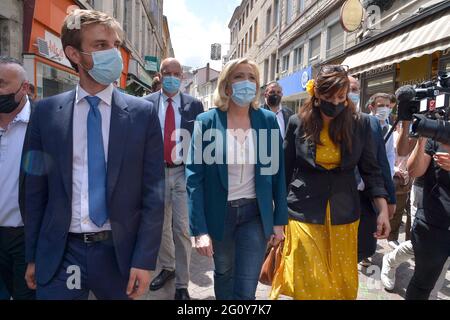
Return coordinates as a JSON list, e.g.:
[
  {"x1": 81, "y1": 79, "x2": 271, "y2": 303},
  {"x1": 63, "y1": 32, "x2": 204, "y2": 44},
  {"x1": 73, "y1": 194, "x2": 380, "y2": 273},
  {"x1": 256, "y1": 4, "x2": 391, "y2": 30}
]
[
  {"x1": 342, "y1": 0, "x2": 450, "y2": 110},
  {"x1": 83, "y1": 0, "x2": 167, "y2": 95},
  {"x1": 0, "y1": 0, "x2": 24, "y2": 60},
  {"x1": 13, "y1": 0, "x2": 170, "y2": 99},
  {"x1": 227, "y1": 0, "x2": 450, "y2": 113},
  {"x1": 189, "y1": 63, "x2": 220, "y2": 110}
]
